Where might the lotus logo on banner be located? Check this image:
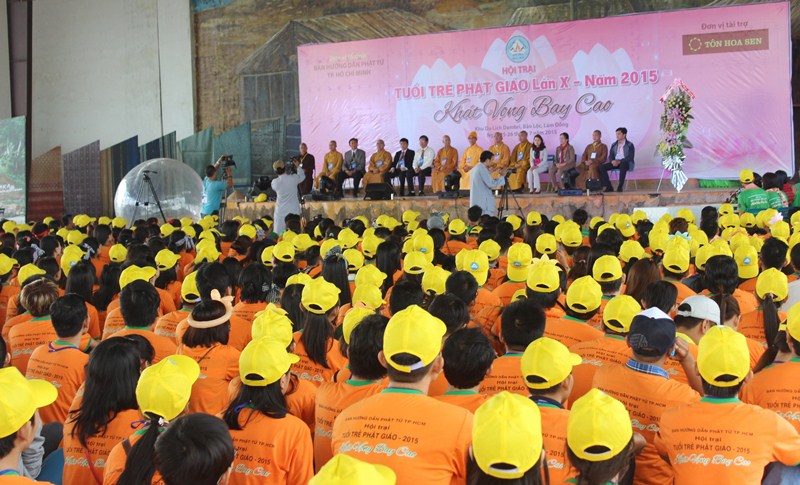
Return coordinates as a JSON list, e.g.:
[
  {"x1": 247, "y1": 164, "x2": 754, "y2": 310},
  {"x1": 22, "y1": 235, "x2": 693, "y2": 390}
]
[{"x1": 505, "y1": 35, "x2": 530, "y2": 63}]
